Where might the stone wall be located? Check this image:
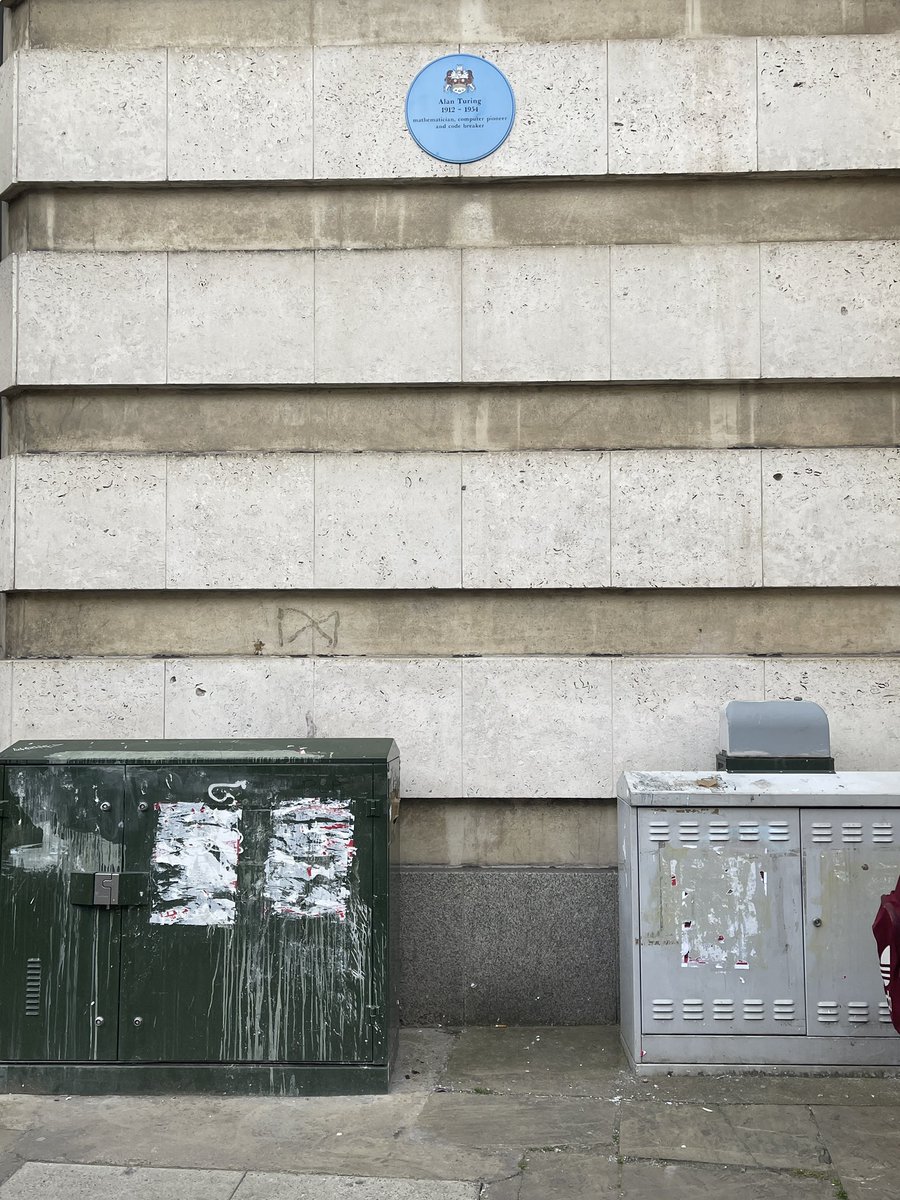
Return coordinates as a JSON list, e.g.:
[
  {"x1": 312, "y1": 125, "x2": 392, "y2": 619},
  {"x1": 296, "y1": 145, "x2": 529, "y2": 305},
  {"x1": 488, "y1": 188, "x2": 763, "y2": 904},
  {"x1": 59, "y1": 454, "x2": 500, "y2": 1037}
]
[{"x1": 1, "y1": 0, "x2": 898, "y2": 1023}]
